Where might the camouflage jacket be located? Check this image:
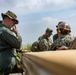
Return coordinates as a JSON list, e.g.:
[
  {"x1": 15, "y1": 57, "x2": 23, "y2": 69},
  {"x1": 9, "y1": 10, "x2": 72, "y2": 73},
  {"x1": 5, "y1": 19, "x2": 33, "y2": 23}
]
[
  {"x1": 50, "y1": 34, "x2": 75, "y2": 50},
  {"x1": 38, "y1": 35, "x2": 52, "y2": 51},
  {"x1": 0, "y1": 24, "x2": 22, "y2": 72}
]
